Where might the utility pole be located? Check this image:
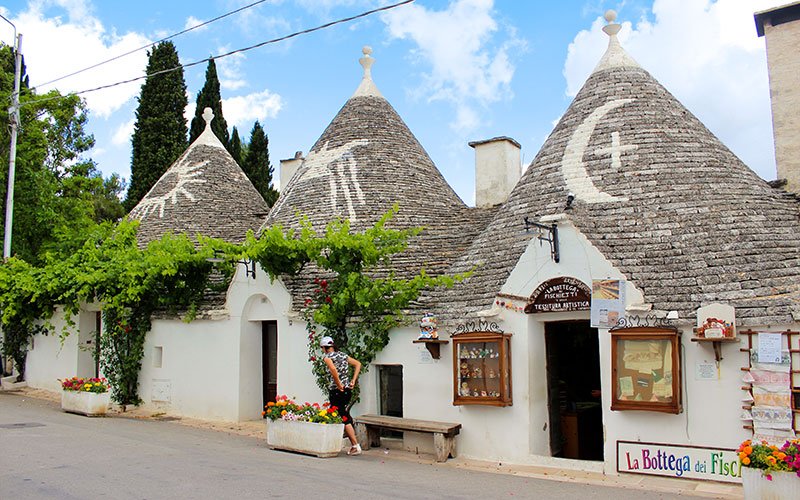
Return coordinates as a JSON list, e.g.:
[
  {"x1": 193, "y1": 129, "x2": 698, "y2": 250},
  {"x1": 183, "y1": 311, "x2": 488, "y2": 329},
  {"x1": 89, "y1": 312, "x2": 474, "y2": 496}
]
[{"x1": 3, "y1": 32, "x2": 22, "y2": 259}]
